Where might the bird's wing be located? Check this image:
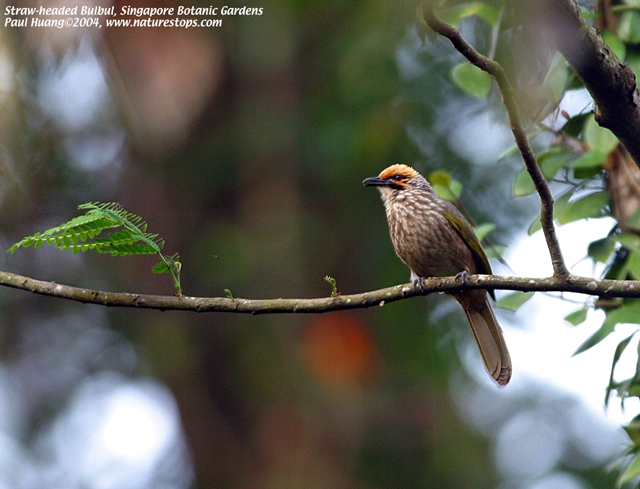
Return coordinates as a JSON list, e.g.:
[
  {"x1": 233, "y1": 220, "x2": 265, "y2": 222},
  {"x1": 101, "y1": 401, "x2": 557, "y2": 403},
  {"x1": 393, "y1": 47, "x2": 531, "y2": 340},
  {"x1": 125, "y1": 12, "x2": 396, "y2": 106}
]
[{"x1": 443, "y1": 207, "x2": 493, "y2": 276}]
